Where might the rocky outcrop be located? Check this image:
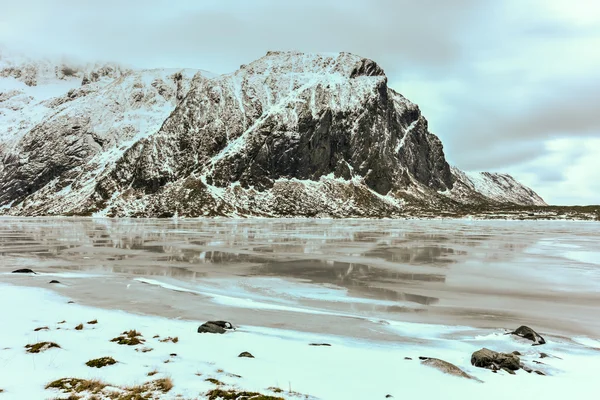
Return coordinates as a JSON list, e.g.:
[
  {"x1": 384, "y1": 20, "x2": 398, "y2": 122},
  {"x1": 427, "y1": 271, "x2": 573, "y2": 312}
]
[
  {"x1": 420, "y1": 357, "x2": 482, "y2": 382},
  {"x1": 471, "y1": 348, "x2": 521, "y2": 373},
  {"x1": 0, "y1": 51, "x2": 546, "y2": 217}
]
